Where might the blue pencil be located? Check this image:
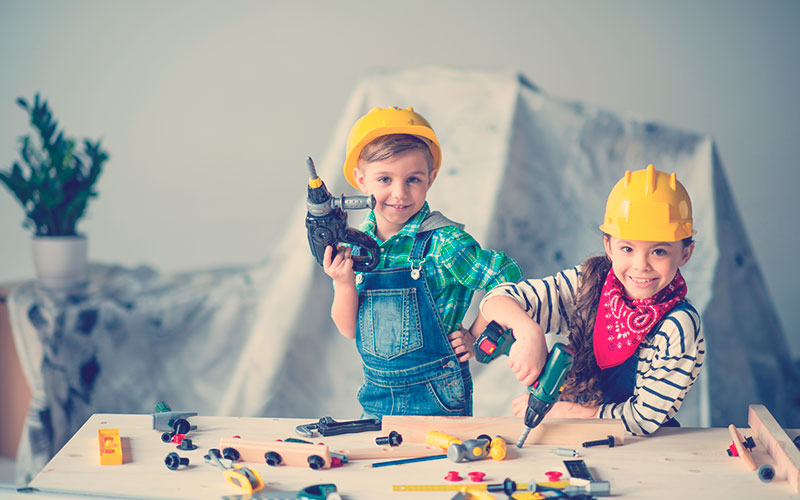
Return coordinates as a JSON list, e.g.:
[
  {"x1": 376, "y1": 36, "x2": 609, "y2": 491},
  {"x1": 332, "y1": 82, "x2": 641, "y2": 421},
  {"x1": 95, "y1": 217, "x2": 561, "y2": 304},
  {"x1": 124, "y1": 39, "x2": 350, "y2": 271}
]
[{"x1": 371, "y1": 453, "x2": 448, "y2": 468}]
